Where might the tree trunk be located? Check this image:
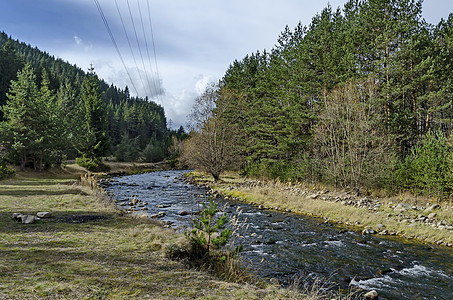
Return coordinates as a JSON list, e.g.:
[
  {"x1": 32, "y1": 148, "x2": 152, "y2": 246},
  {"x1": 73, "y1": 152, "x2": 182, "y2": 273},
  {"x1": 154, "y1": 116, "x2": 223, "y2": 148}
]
[
  {"x1": 212, "y1": 172, "x2": 220, "y2": 182},
  {"x1": 39, "y1": 154, "x2": 43, "y2": 172},
  {"x1": 20, "y1": 151, "x2": 26, "y2": 171}
]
